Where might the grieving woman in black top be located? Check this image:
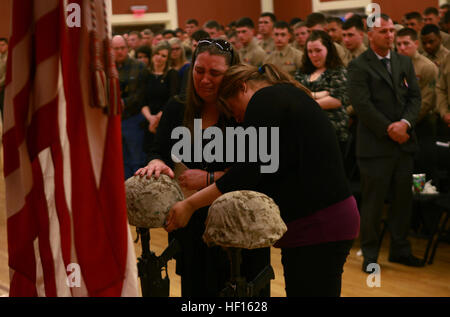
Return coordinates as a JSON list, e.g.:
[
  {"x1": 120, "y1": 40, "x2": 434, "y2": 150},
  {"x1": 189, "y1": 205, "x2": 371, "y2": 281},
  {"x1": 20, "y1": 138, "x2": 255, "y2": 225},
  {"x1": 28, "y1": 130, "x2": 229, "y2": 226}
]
[
  {"x1": 135, "y1": 40, "x2": 270, "y2": 297},
  {"x1": 166, "y1": 64, "x2": 360, "y2": 297}
]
